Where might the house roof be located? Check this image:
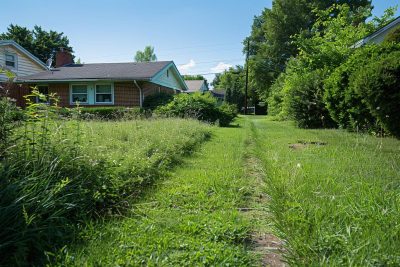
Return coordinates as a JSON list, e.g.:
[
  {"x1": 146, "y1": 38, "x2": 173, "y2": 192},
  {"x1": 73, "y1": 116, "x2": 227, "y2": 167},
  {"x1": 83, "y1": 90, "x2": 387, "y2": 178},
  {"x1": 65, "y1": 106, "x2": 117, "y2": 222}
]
[
  {"x1": 211, "y1": 89, "x2": 225, "y2": 97},
  {"x1": 354, "y1": 16, "x2": 400, "y2": 48},
  {"x1": 0, "y1": 40, "x2": 48, "y2": 70},
  {"x1": 18, "y1": 61, "x2": 173, "y2": 82},
  {"x1": 184, "y1": 79, "x2": 208, "y2": 93}
]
